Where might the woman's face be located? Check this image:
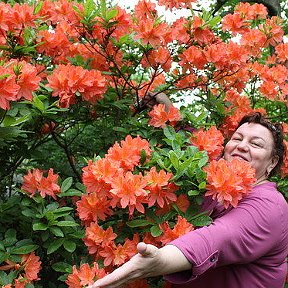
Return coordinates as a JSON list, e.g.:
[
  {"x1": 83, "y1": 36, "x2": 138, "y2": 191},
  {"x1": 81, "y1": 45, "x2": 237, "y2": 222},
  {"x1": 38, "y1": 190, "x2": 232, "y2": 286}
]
[{"x1": 224, "y1": 122, "x2": 278, "y2": 180}]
